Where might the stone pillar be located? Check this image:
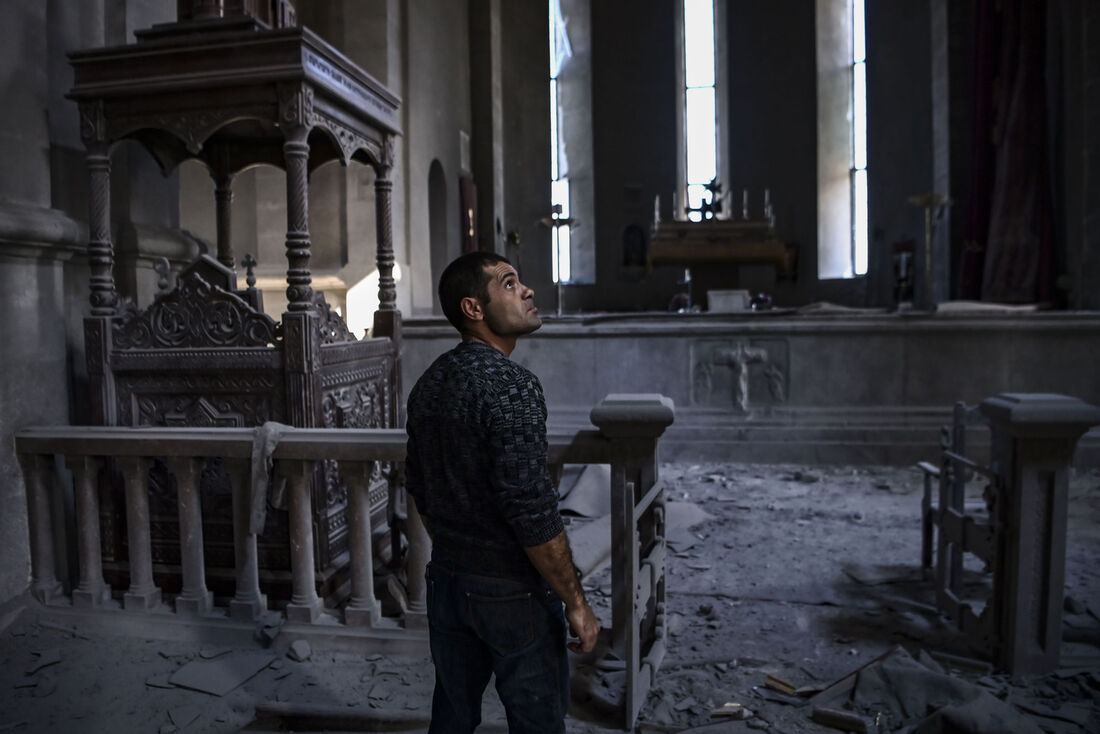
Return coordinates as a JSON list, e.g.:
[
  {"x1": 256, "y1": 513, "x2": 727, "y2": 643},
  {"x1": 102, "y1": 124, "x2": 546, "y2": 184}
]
[
  {"x1": 980, "y1": 393, "x2": 1100, "y2": 675},
  {"x1": 226, "y1": 459, "x2": 267, "y2": 620},
  {"x1": 283, "y1": 459, "x2": 323, "y2": 623},
  {"x1": 165, "y1": 456, "x2": 213, "y2": 615},
  {"x1": 343, "y1": 461, "x2": 381, "y2": 626},
  {"x1": 17, "y1": 454, "x2": 63, "y2": 605},
  {"x1": 67, "y1": 455, "x2": 110, "y2": 608},
  {"x1": 118, "y1": 456, "x2": 161, "y2": 611},
  {"x1": 403, "y1": 490, "x2": 430, "y2": 630}
]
